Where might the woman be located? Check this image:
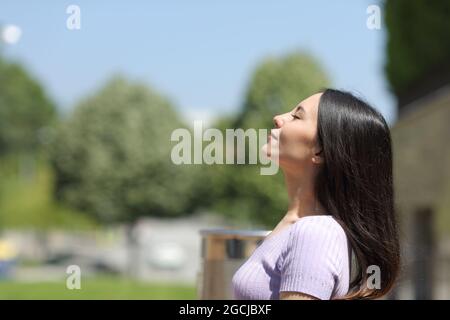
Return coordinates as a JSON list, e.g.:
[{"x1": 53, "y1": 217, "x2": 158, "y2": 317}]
[{"x1": 231, "y1": 89, "x2": 400, "y2": 300}]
